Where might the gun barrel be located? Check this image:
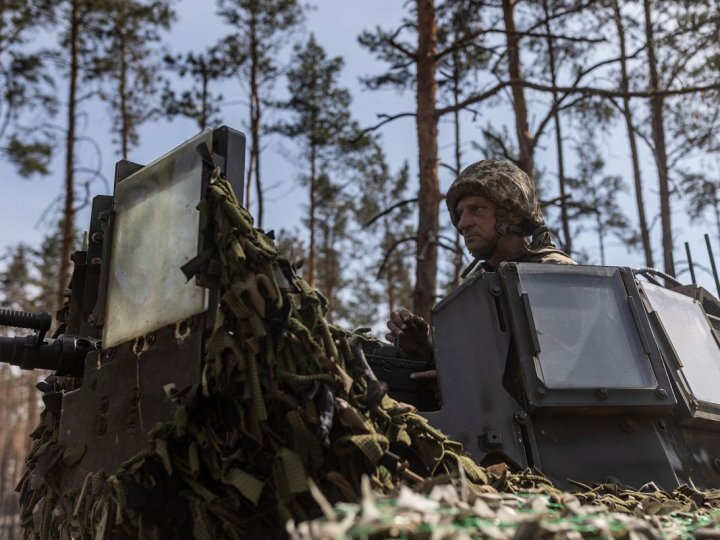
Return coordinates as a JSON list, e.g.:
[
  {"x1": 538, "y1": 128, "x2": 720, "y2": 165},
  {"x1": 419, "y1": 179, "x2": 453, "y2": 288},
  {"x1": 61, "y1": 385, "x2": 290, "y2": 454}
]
[
  {"x1": 0, "y1": 309, "x2": 52, "y2": 333},
  {"x1": 0, "y1": 335, "x2": 99, "y2": 376}
]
